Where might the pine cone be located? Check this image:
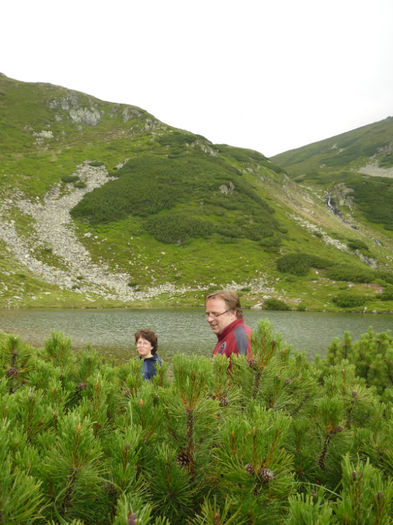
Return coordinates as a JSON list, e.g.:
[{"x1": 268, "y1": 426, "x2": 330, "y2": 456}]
[
  {"x1": 128, "y1": 512, "x2": 137, "y2": 525},
  {"x1": 6, "y1": 367, "x2": 18, "y2": 378},
  {"x1": 219, "y1": 396, "x2": 229, "y2": 407},
  {"x1": 77, "y1": 382, "x2": 88, "y2": 390},
  {"x1": 176, "y1": 450, "x2": 192, "y2": 467},
  {"x1": 245, "y1": 463, "x2": 255, "y2": 475},
  {"x1": 248, "y1": 358, "x2": 257, "y2": 370},
  {"x1": 257, "y1": 467, "x2": 275, "y2": 483}
]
